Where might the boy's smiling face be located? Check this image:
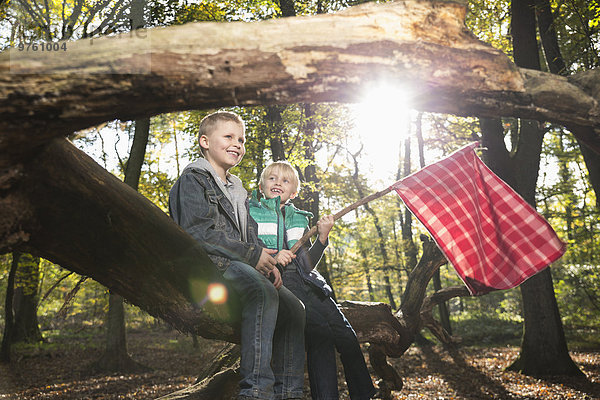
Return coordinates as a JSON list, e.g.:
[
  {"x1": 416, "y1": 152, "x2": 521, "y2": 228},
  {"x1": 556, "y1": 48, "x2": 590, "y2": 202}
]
[
  {"x1": 260, "y1": 169, "x2": 298, "y2": 207},
  {"x1": 199, "y1": 120, "x2": 245, "y2": 180}
]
